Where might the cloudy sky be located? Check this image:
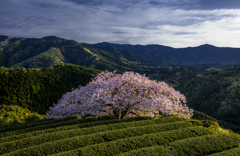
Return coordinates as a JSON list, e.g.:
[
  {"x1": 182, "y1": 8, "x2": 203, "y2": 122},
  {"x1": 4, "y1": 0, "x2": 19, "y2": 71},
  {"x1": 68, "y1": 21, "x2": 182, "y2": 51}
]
[{"x1": 1, "y1": 0, "x2": 240, "y2": 48}]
